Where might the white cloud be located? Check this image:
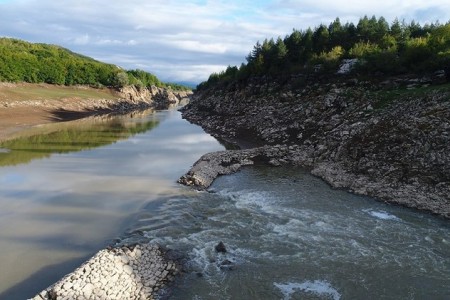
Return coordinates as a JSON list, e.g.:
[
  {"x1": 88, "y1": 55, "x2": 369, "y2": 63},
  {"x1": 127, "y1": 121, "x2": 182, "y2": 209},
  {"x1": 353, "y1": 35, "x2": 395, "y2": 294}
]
[
  {"x1": 169, "y1": 65, "x2": 229, "y2": 82},
  {"x1": 0, "y1": 0, "x2": 449, "y2": 84},
  {"x1": 73, "y1": 34, "x2": 90, "y2": 45},
  {"x1": 165, "y1": 40, "x2": 229, "y2": 54},
  {"x1": 270, "y1": 0, "x2": 450, "y2": 25},
  {"x1": 96, "y1": 39, "x2": 123, "y2": 46}
]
